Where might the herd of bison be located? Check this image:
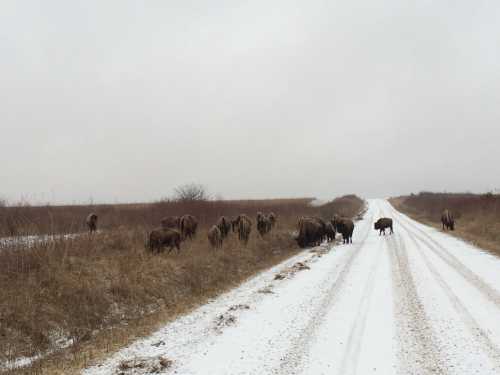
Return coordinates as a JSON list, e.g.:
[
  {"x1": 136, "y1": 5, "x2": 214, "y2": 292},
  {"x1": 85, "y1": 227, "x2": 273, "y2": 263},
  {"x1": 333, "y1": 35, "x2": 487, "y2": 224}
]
[{"x1": 83, "y1": 208, "x2": 456, "y2": 254}]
